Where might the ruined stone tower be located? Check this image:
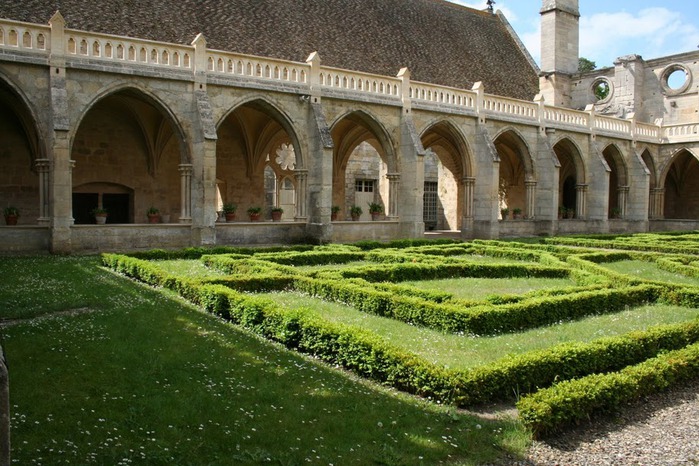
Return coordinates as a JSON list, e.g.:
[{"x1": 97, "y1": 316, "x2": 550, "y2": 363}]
[{"x1": 539, "y1": 0, "x2": 580, "y2": 107}]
